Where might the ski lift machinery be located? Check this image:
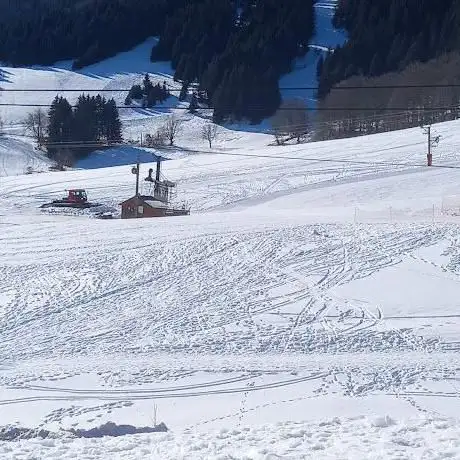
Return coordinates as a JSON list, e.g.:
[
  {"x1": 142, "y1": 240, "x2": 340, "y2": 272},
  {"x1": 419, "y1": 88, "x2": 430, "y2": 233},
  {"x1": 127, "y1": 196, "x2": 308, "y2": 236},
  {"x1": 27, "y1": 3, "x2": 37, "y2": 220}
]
[{"x1": 120, "y1": 157, "x2": 189, "y2": 219}]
